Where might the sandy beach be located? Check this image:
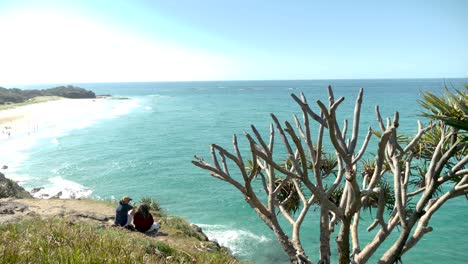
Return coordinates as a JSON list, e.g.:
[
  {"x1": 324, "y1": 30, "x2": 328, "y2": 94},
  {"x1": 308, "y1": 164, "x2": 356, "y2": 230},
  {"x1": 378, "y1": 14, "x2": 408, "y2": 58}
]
[
  {"x1": 0, "y1": 97, "x2": 139, "y2": 198},
  {"x1": 0, "y1": 98, "x2": 105, "y2": 140}
]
